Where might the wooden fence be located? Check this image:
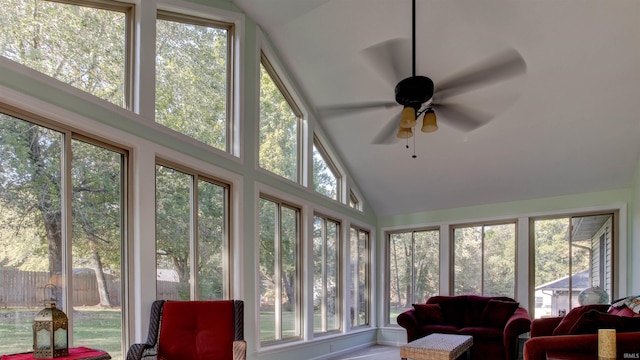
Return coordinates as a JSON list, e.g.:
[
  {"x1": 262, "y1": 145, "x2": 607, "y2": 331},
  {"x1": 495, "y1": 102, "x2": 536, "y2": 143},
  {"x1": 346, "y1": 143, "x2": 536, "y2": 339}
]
[{"x1": 0, "y1": 268, "x2": 121, "y2": 308}]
